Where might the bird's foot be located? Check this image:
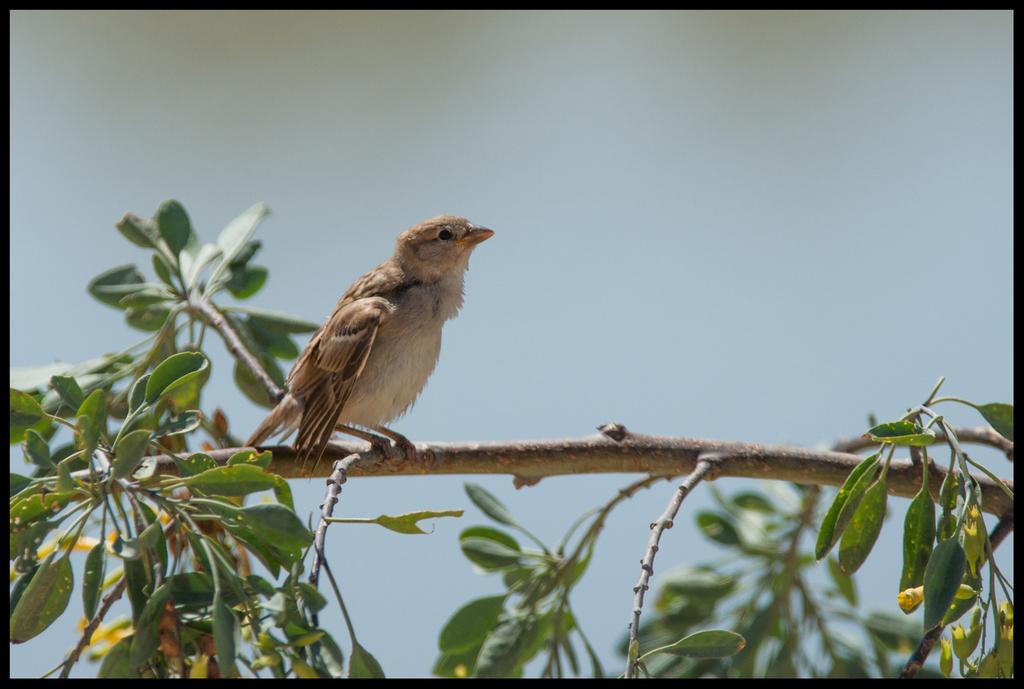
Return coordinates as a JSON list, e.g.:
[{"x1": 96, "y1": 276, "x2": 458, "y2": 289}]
[{"x1": 372, "y1": 426, "x2": 418, "y2": 463}]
